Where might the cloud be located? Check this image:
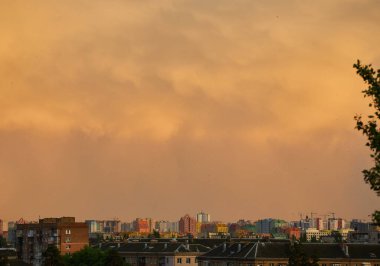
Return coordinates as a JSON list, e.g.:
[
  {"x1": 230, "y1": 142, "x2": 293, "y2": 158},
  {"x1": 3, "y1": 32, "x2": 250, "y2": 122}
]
[{"x1": 0, "y1": 0, "x2": 379, "y2": 221}]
